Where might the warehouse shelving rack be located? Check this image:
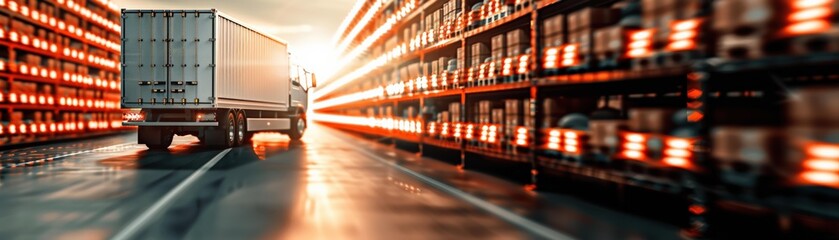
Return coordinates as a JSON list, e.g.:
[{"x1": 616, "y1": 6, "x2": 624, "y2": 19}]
[
  {"x1": 319, "y1": 0, "x2": 839, "y2": 237},
  {"x1": 0, "y1": 0, "x2": 125, "y2": 154}
]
